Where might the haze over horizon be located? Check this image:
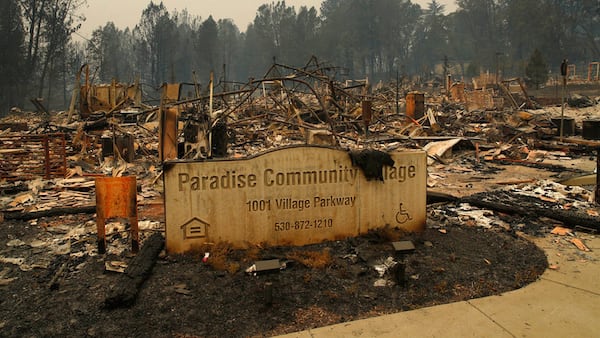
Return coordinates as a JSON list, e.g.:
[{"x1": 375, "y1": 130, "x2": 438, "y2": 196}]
[{"x1": 77, "y1": 0, "x2": 457, "y2": 41}]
